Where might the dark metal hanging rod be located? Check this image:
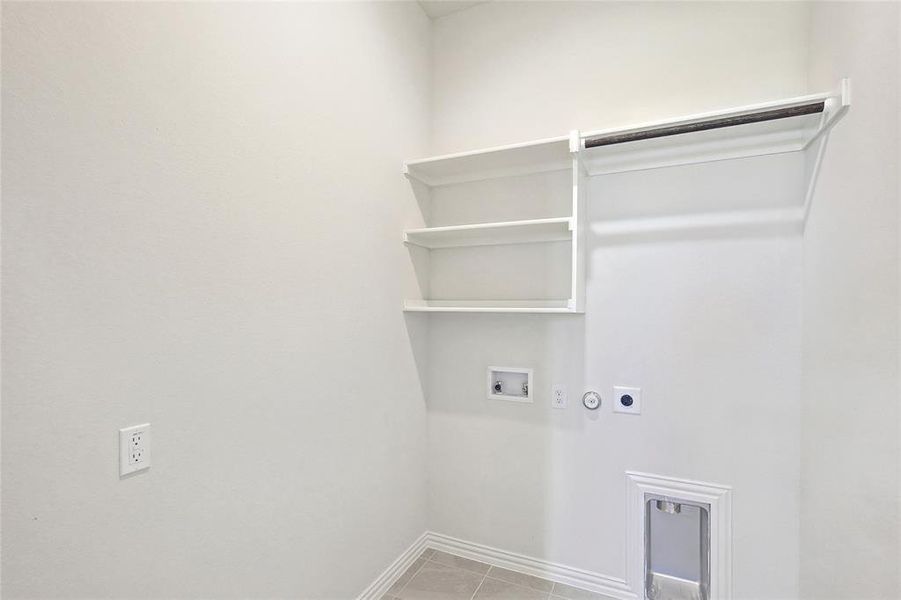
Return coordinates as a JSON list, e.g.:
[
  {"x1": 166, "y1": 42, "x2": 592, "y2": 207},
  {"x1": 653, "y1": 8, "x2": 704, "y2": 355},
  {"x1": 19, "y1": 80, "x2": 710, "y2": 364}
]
[{"x1": 583, "y1": 101, "x2": 825, "y2": 149}]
